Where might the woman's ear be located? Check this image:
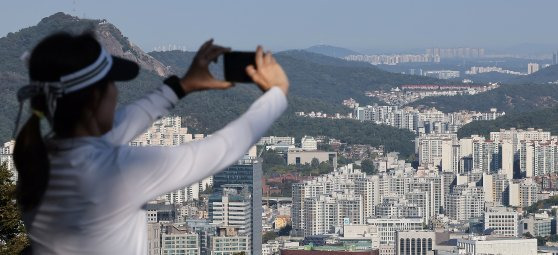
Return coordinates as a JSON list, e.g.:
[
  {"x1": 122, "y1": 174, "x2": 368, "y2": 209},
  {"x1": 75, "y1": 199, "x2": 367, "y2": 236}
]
[{"x1": 89, "y1": 86, "x2": 103, "y2": 112}]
